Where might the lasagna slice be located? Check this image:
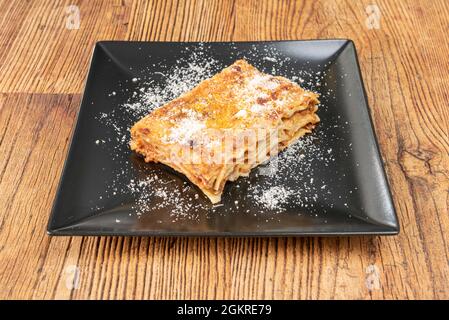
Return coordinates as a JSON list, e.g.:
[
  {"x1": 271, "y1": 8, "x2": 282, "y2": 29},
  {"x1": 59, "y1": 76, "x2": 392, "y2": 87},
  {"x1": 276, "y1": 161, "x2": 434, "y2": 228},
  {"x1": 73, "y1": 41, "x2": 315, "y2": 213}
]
[{"x1": 130, "y1": 59, "x2": 320, "y2": 203}]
